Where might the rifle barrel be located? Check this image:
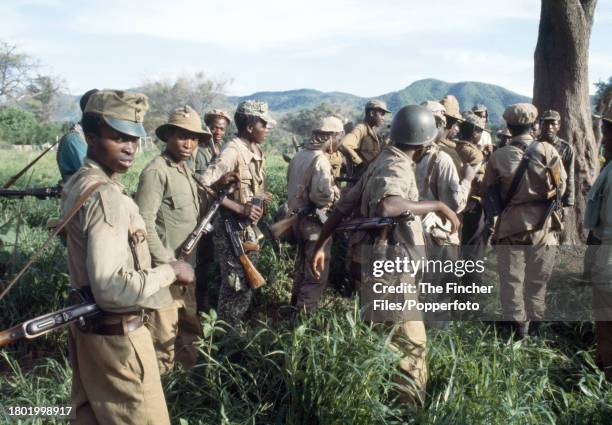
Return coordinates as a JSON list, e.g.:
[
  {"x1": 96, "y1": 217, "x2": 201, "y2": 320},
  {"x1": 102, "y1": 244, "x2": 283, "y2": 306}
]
[{"x1": 3, "y1": 140, "x2": 60, "y2": 189}]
